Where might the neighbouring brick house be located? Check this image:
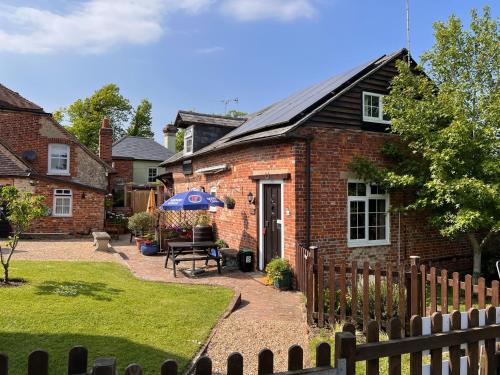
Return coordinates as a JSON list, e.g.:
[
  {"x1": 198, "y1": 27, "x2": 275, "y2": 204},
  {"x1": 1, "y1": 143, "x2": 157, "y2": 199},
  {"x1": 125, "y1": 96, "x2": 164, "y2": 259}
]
[
  {"x1": 0, "y1": 83, "x2": 110, "y2": 236},
  {"x1": 109, "y1": 135, "x2": 174, "y2": 208},
  {"x1": 160, "y1": 48, "x2": 471, "y2": 272}
]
